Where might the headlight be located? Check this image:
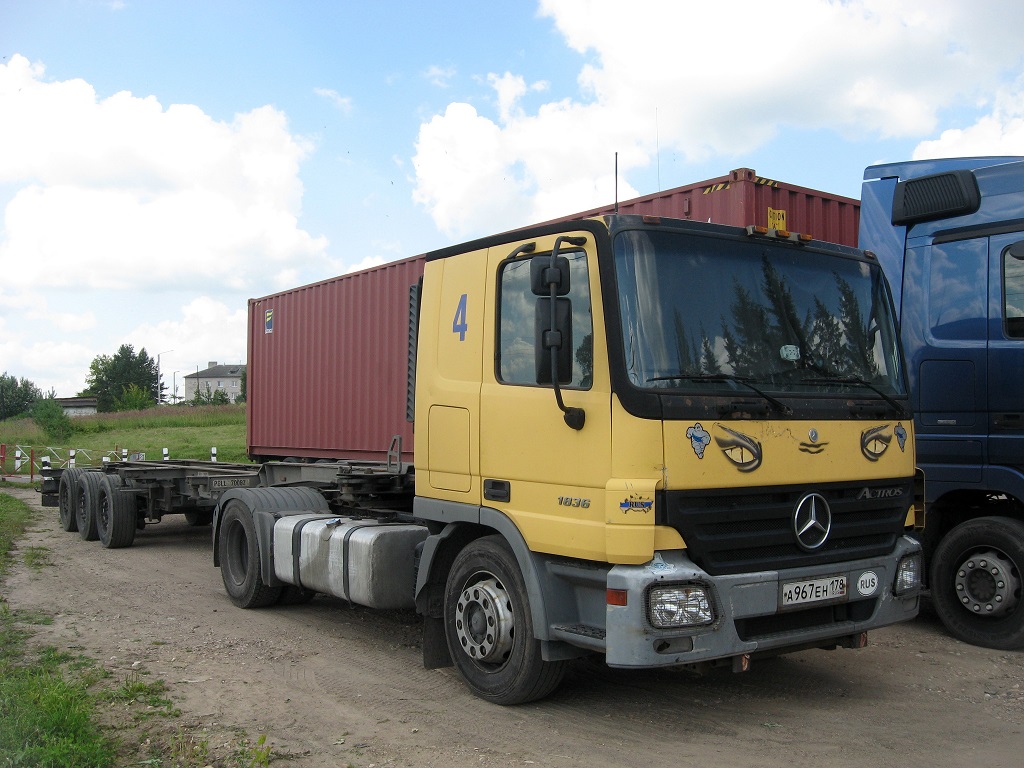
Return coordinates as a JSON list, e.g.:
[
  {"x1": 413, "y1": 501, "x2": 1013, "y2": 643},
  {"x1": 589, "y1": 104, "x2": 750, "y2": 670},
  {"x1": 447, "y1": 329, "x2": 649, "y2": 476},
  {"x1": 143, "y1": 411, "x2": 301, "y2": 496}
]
[
  {"x1": 648, "y1": 585, "x2": 715, "y2": 628},
  {"x1": 894, "y1": 553, "x2": 922, "y2": 596}
]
